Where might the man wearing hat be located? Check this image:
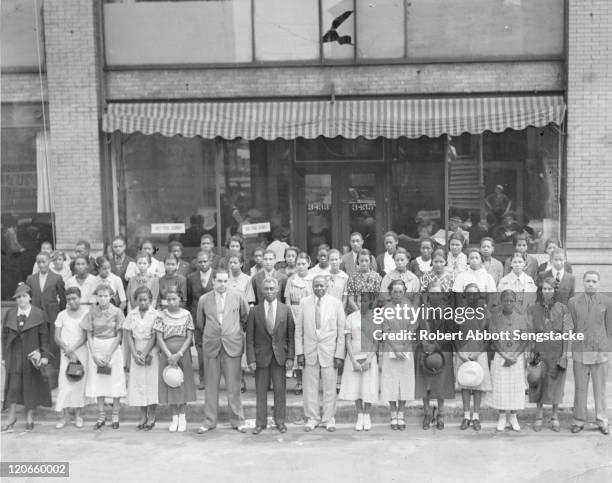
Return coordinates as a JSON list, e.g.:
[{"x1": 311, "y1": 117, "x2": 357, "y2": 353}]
[
  {"x1": 568, "y1": 271, "x2": 612, "y2": 435},
  {"x1": 485, "y1": 184, "x2": 512, "y2": 225}
]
